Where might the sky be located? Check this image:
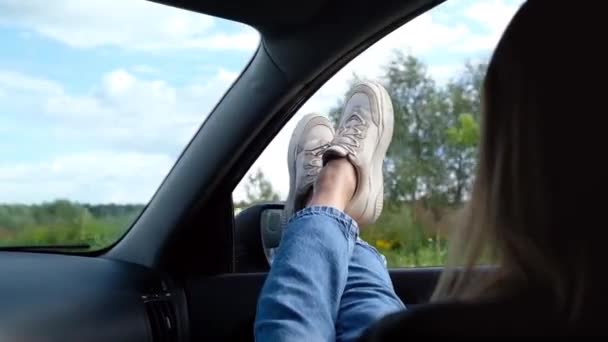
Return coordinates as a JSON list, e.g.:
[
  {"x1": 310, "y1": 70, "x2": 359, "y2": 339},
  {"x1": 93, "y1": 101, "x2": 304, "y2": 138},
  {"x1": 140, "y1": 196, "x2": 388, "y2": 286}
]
[{"x1": 0, "y1": 0, "x2": 523, "y2": 204}]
